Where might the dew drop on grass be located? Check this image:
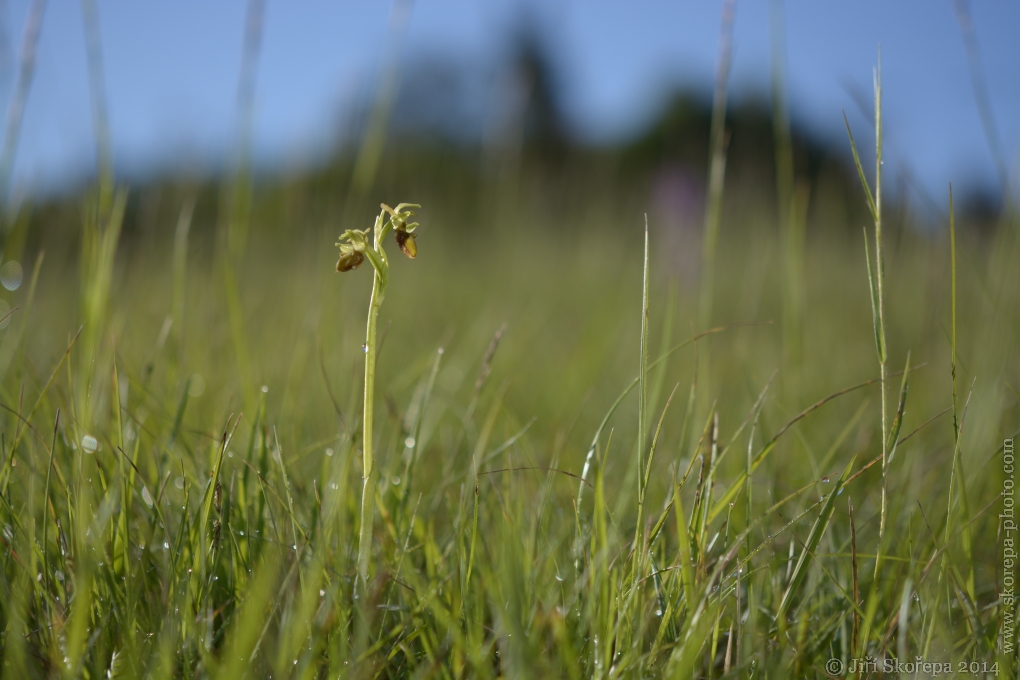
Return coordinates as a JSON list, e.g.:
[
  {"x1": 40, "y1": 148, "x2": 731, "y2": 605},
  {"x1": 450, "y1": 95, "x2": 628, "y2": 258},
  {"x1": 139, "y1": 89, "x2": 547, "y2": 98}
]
[
  {"x1": 0, "y1": 261, "x2": 22, "y2": 291},
  {"x1": 82, "y1": 435, "x2": 98, "y2": 453},
  {"x1": 392, "y1": 476, "x2": 401, "y2": 485},
  {"x1": 361, "y1": 343, "x2": 368, "y2": 353},
  {"x1": 175, "y1": 477, "x2": 184, "y2": 489},
  {"x1": 404, "y1": 437, "x2": 415, "y2": 448},
  {"x1": 163, "y1": 542, "x2": 169, "y2": 550},
  {"x1": 319, "y1": 589, "x2": 325, "y2": 597},
  {"x1": 261, "y1": 385, "x2": 269, "y2": 393},
  {"x1": 326, "y1": 447, "x2": 334, "y2": 457},
  {"x1": 142, "y1": 486, "x2": 154, "y2": 507},
  {"x1": 821, "y1": 476, "x2": 830, "y2": 483}
]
